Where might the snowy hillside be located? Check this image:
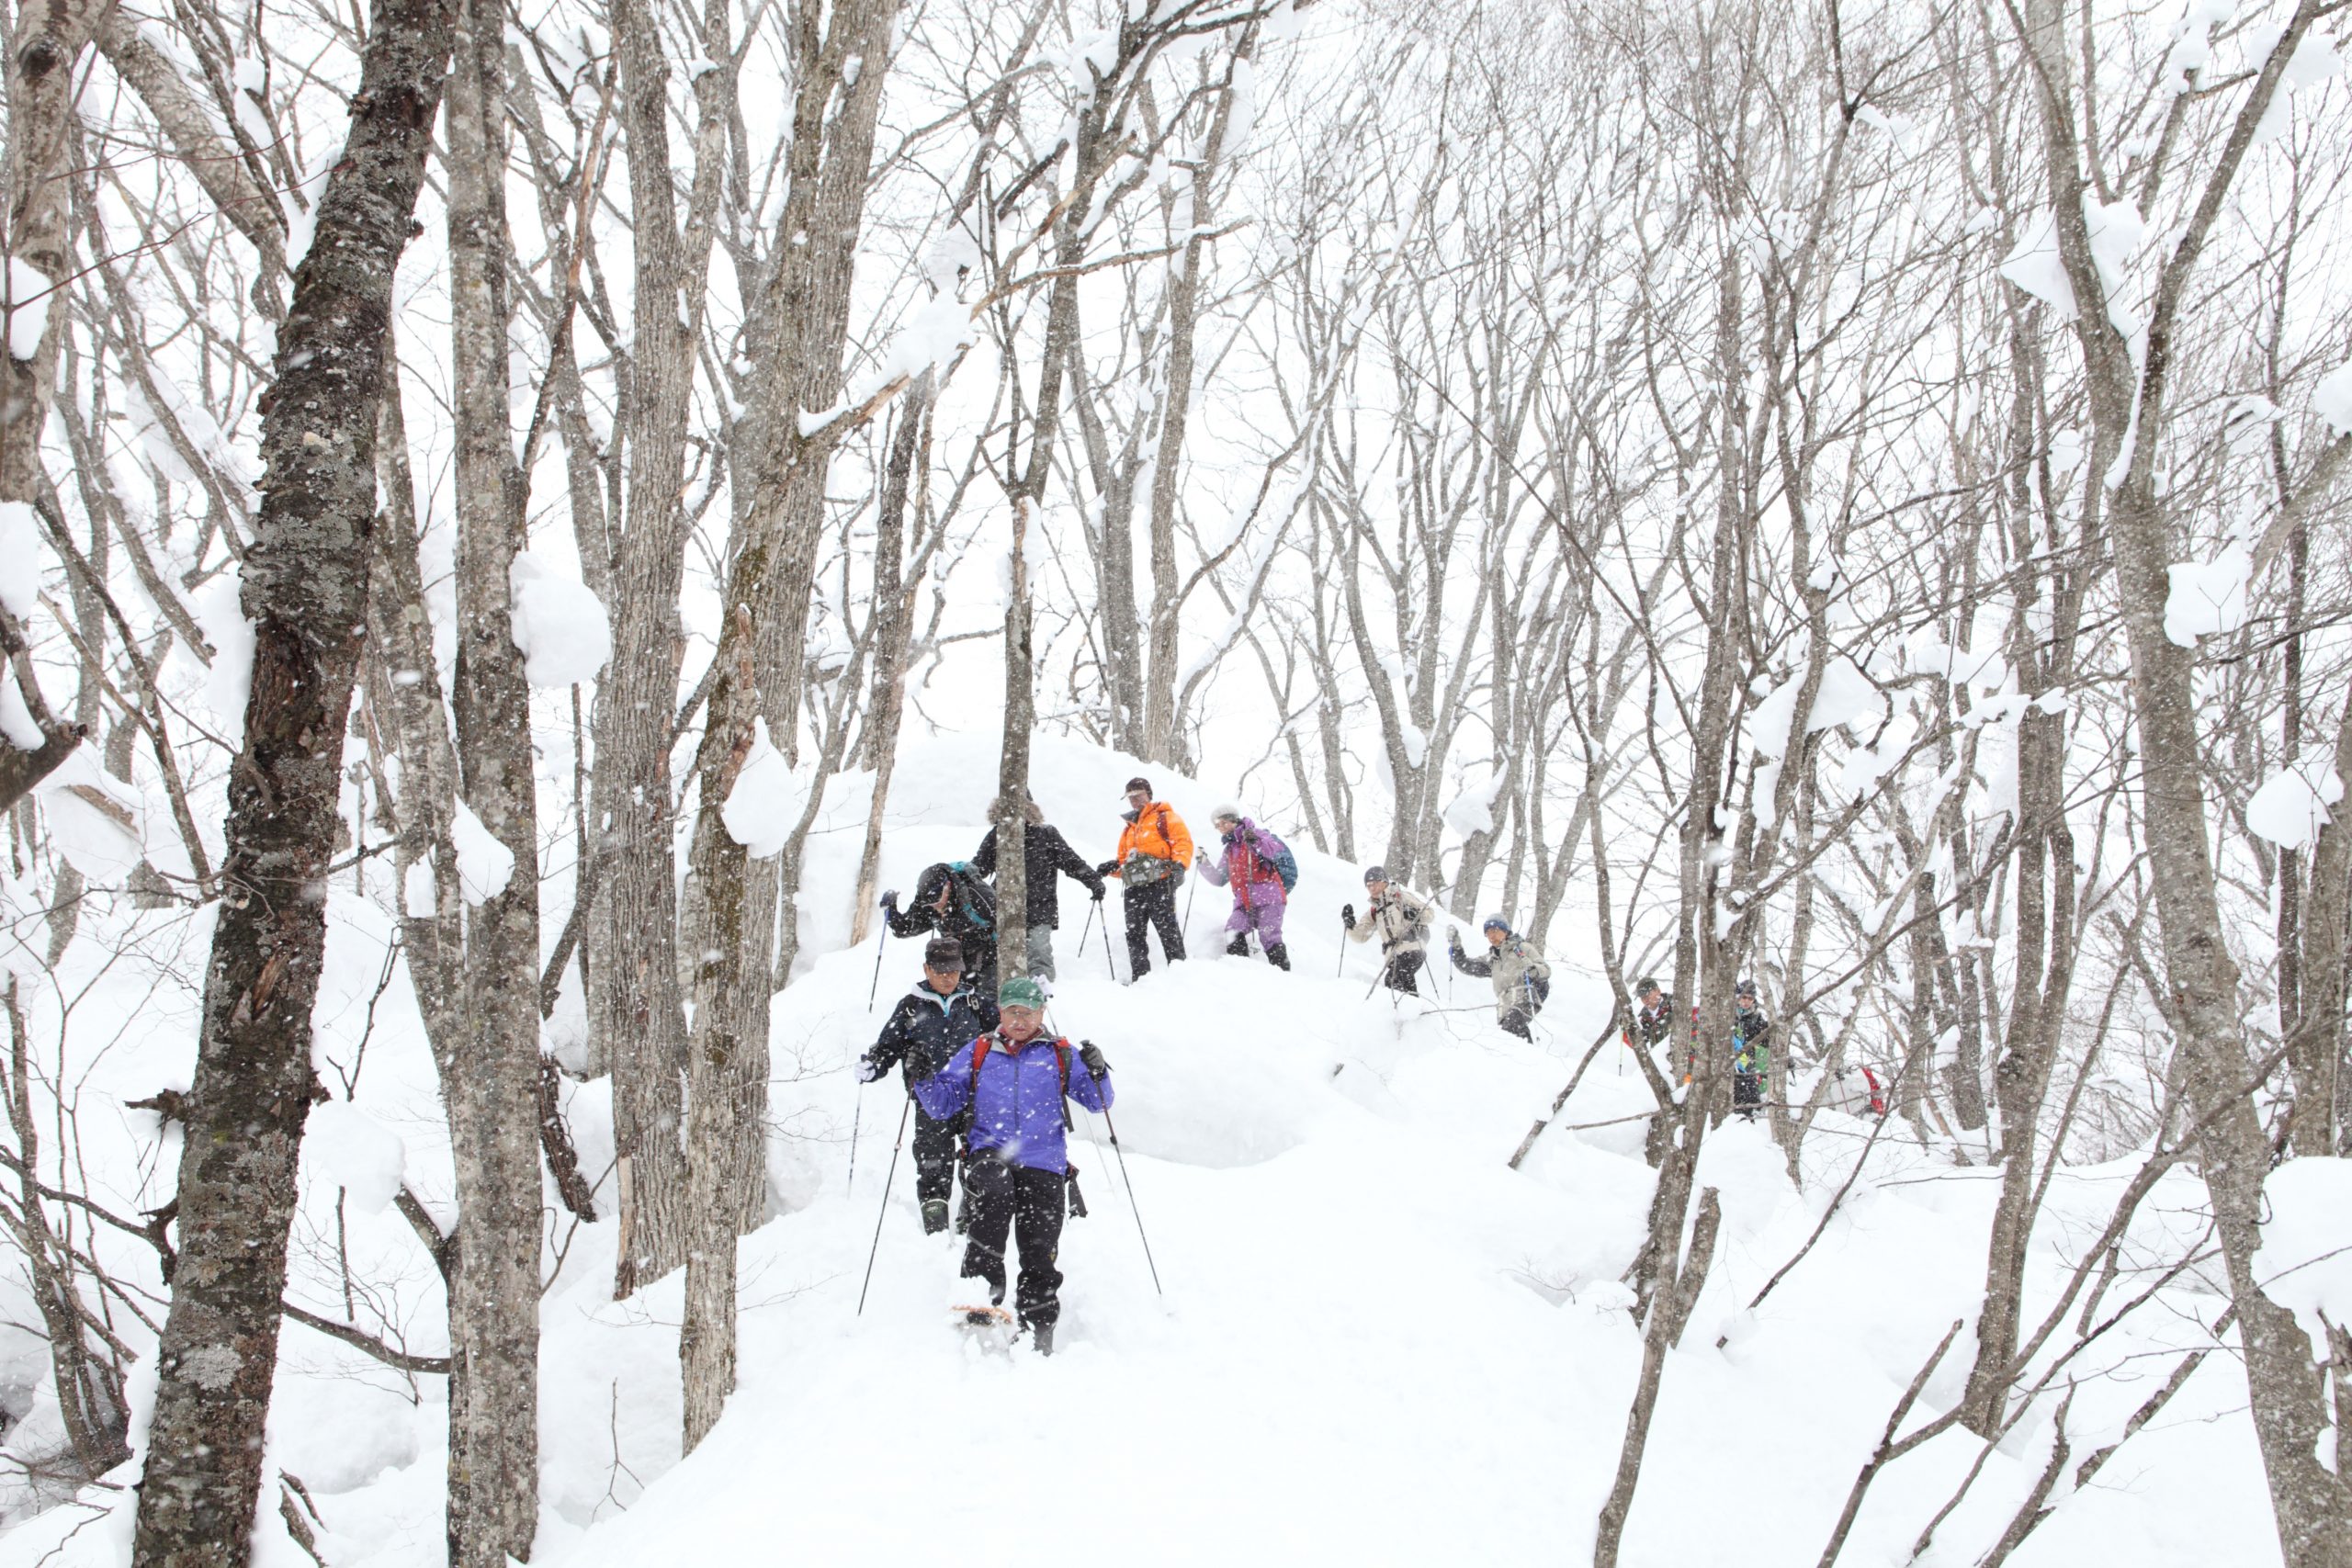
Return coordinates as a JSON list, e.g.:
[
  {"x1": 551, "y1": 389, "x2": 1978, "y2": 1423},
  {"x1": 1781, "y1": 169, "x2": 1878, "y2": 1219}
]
[{"x1": 0, "y1": 739, "x2": 2274, "y2": 1568}]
